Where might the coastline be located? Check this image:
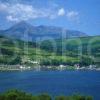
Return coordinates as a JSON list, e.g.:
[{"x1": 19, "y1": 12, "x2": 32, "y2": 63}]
[{"x1": 0, "y1": 65, "x2": 100, "y2": 72}]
